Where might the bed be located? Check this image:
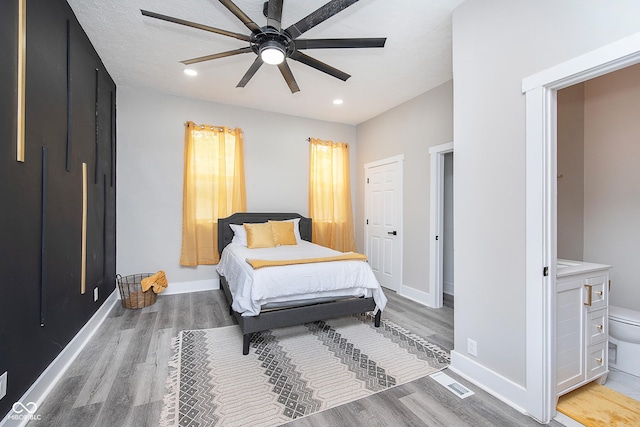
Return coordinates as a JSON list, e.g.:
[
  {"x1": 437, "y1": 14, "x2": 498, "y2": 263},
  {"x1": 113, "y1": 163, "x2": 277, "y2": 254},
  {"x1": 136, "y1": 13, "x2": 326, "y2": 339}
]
[{"x1": 216, "y1": 212, "x2": 386, "y2": 355}]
